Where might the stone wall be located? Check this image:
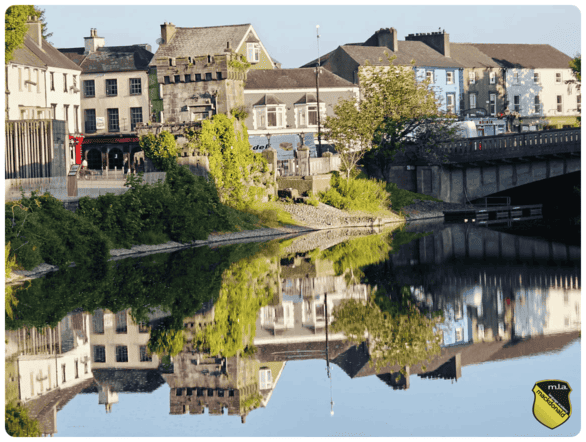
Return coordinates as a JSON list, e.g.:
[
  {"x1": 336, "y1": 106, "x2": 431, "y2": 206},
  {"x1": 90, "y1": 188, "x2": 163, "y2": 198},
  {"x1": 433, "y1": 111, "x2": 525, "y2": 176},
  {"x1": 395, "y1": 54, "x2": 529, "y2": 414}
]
[{"x1": 277, "y1": 174, "x2": 332, "y2": 196}]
